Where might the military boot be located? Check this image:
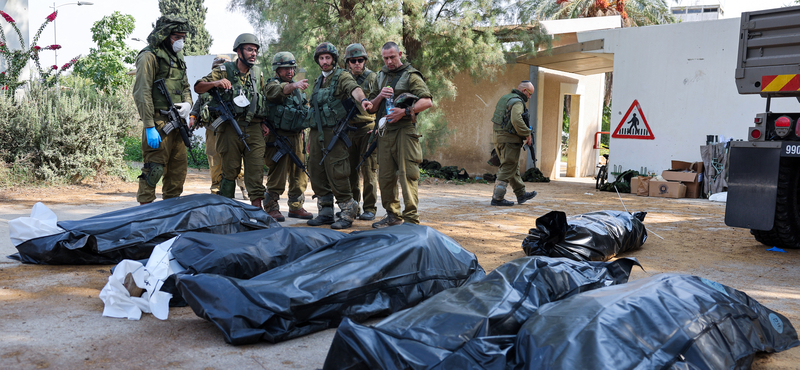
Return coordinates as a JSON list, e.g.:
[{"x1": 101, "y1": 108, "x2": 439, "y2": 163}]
[
  {"x1": 331, "y1": 199, "x2": 358, "y2": 230},
  {"x1": 287, "y1": 194, "x2": 313, "y2": 219},
  {"x1": 236, "y1": 177, "x2": 249, "y2": 200},
  {"x1": 516, "y1": 191, "x2": 537, "y2": 204},
  {"x1": 490, "y1": 180, "x2": 514, "y2": 206},
  {"x1": 264, "y1": 192, "x2": 285, "y2": 222},
  {"x1": 372, "y1": 213, "x2": 404, "y2": 229},
  {"x1": 250, "y1": 198, "x2": 263, "y2": 210},
  {"x1": 308, "y1": 195, "x2": 335, "y2": 226},
  {"x1": 218, "y1": 178, "x2": 236, "y2": 198}
]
